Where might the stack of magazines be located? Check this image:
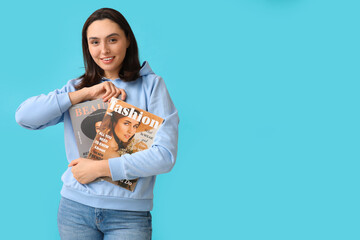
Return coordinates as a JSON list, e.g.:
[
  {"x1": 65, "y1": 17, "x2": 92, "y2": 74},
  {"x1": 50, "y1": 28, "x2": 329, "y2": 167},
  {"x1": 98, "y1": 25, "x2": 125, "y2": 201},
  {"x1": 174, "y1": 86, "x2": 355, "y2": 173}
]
[{"x1": 69, "y1": 97, "x2": 164, "y2": 192}]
